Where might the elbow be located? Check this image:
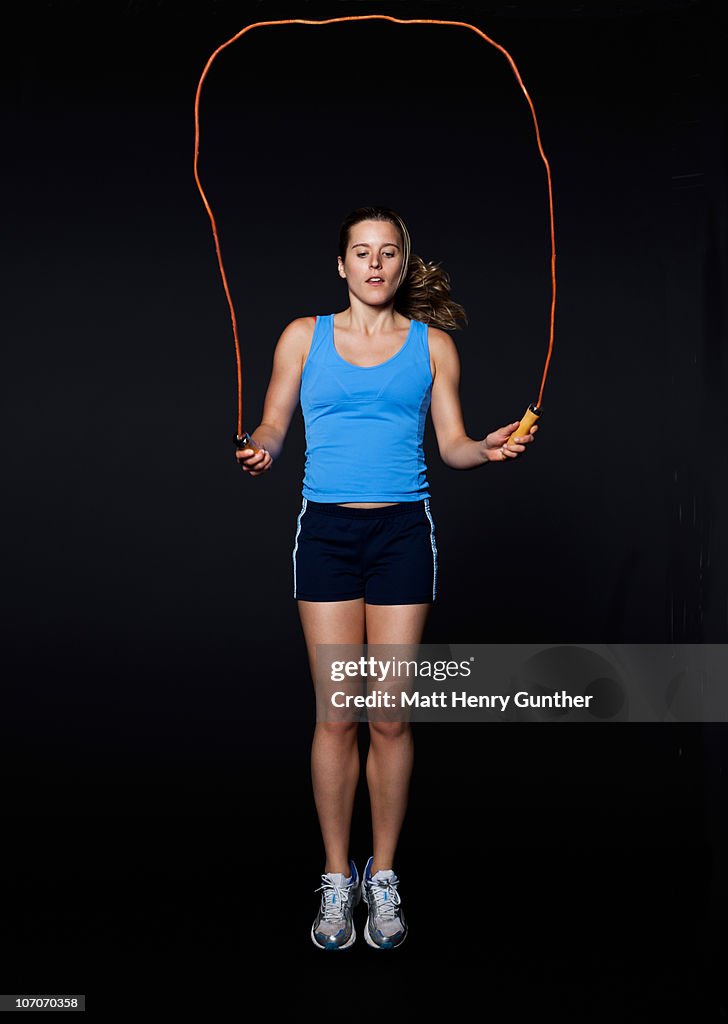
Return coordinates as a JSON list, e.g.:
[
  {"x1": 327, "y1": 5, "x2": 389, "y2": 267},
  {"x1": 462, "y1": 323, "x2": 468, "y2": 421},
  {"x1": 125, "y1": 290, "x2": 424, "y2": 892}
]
[
  {"x1": 437, "y1": 441, "x2": 452, "y2": 468},
  {"x1": 438, "y1": 433, "x2": 466, "y2": 470}
]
